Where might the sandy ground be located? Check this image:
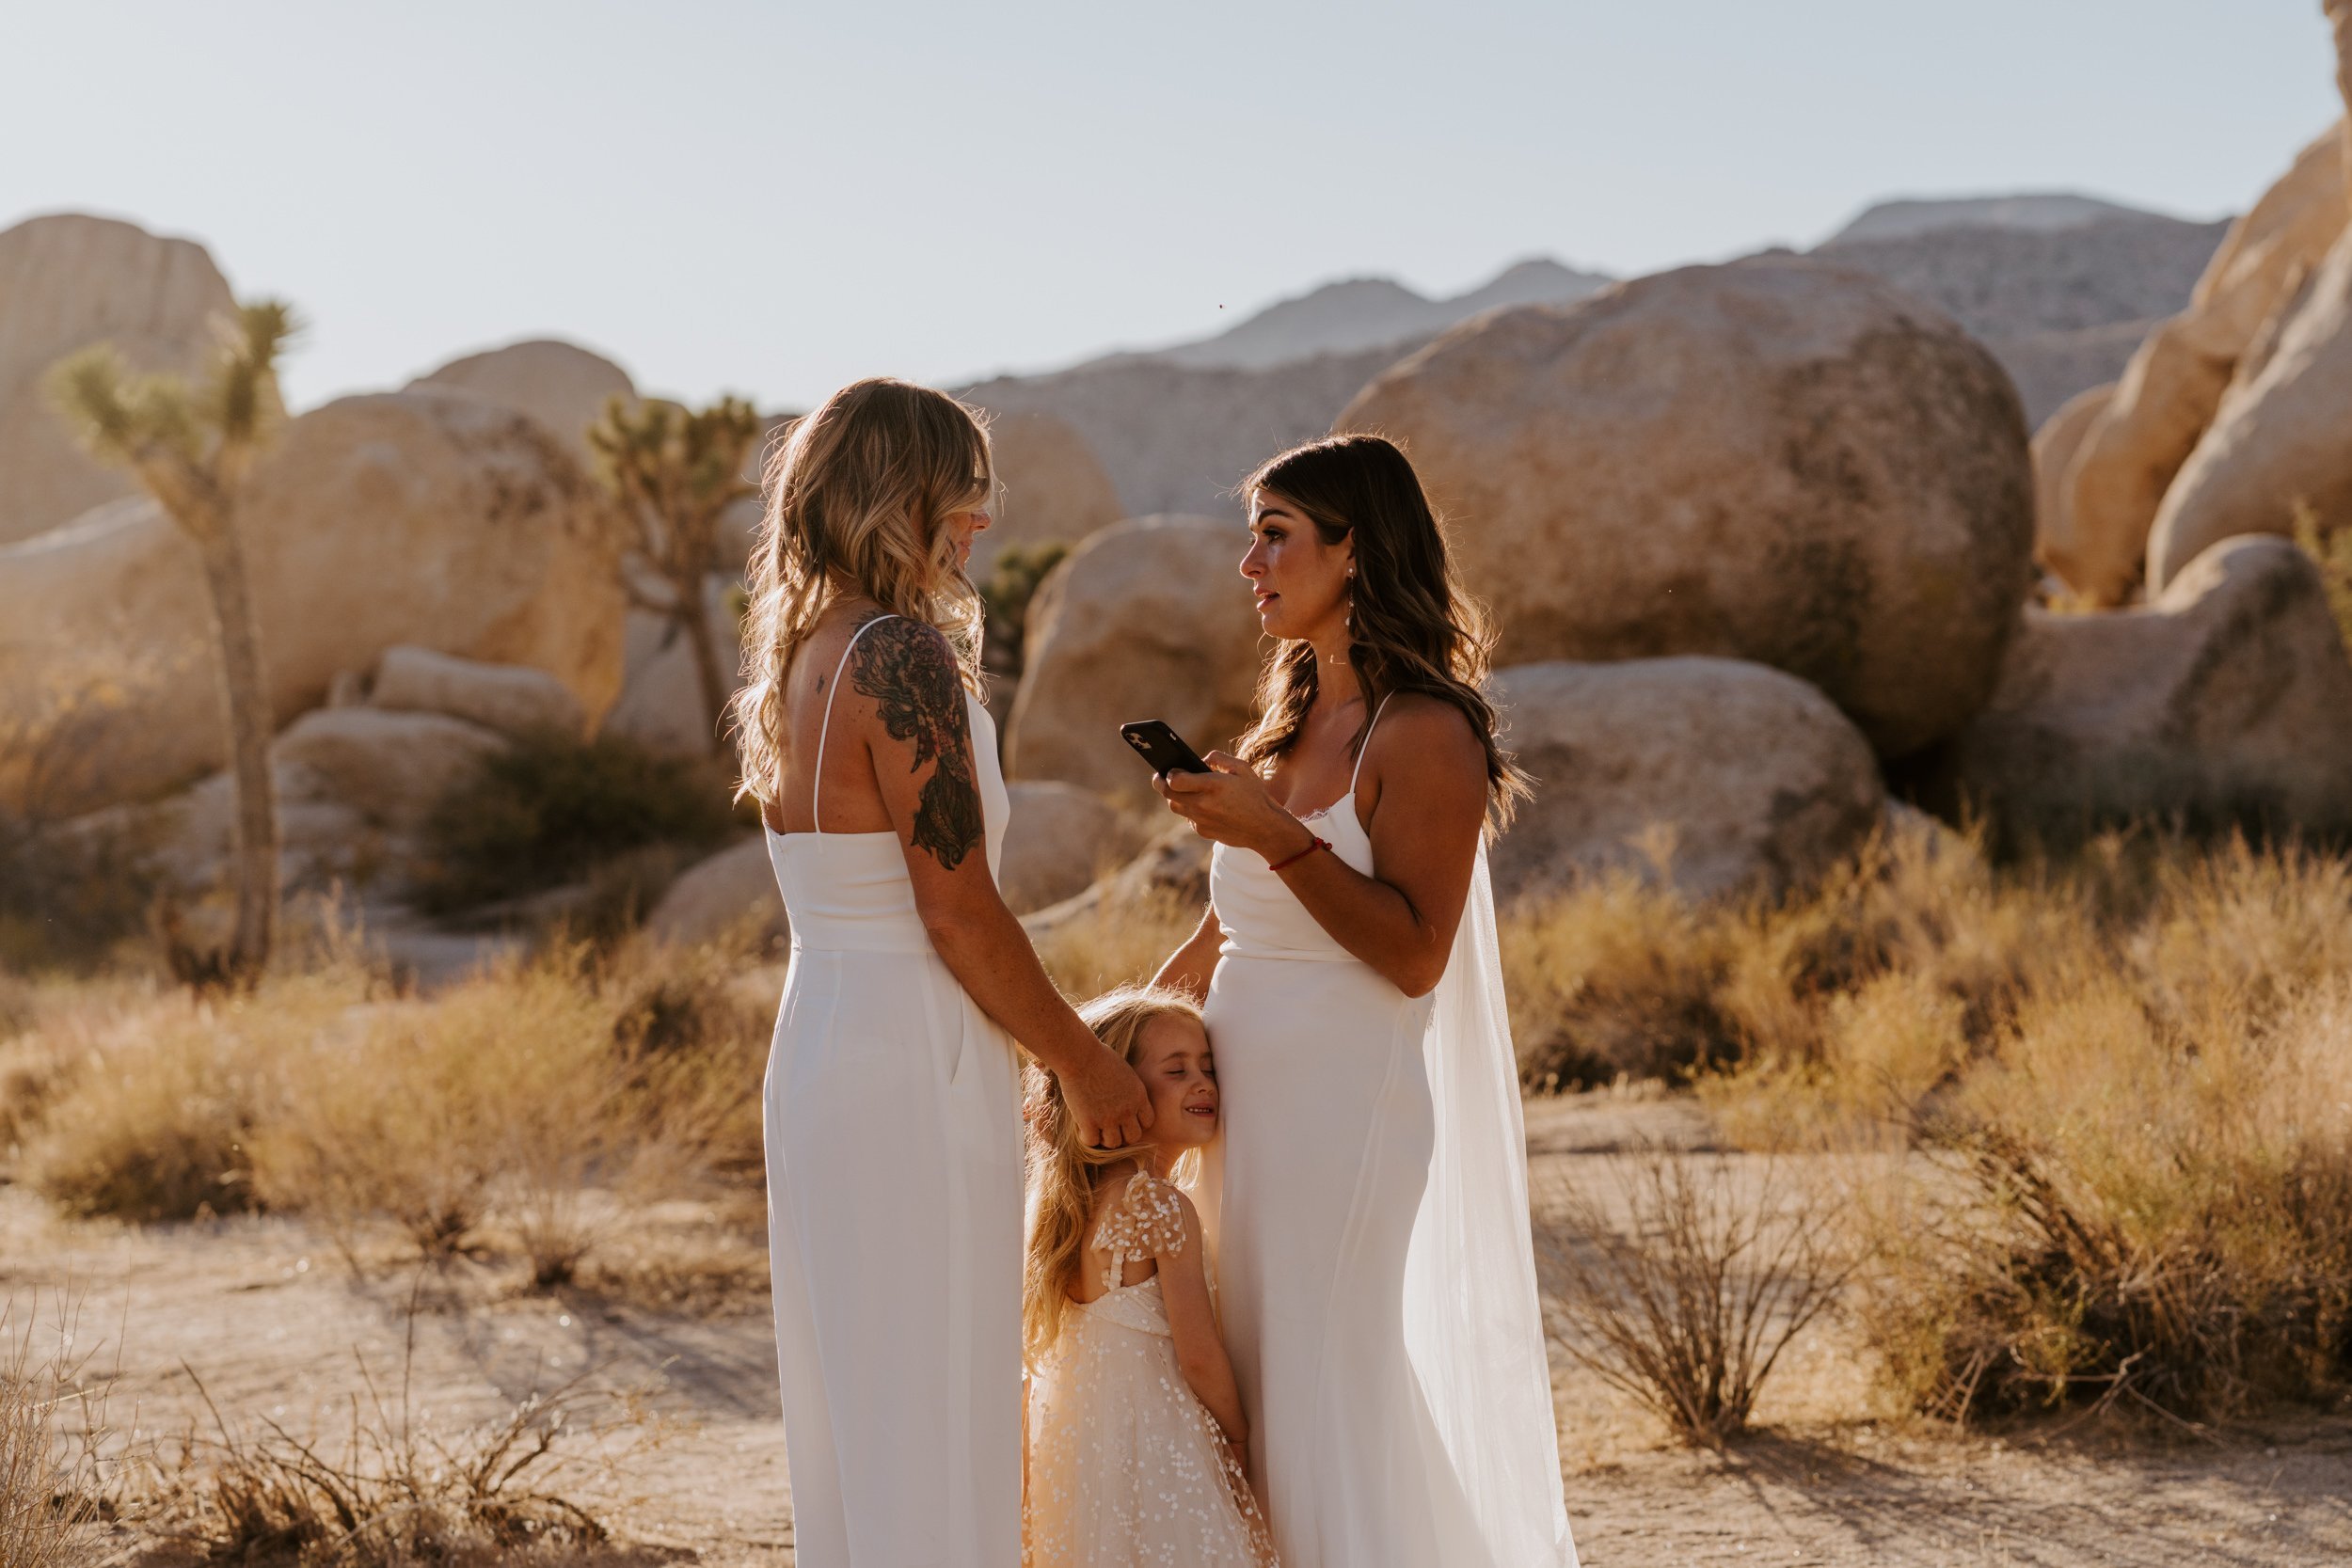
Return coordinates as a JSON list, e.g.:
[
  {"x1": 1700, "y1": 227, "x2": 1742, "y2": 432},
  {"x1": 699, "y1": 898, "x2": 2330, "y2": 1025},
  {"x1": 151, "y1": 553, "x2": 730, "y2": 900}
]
[{"x1": 5, "y1": 1092, "x2": 2348, "y2": 1566}]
